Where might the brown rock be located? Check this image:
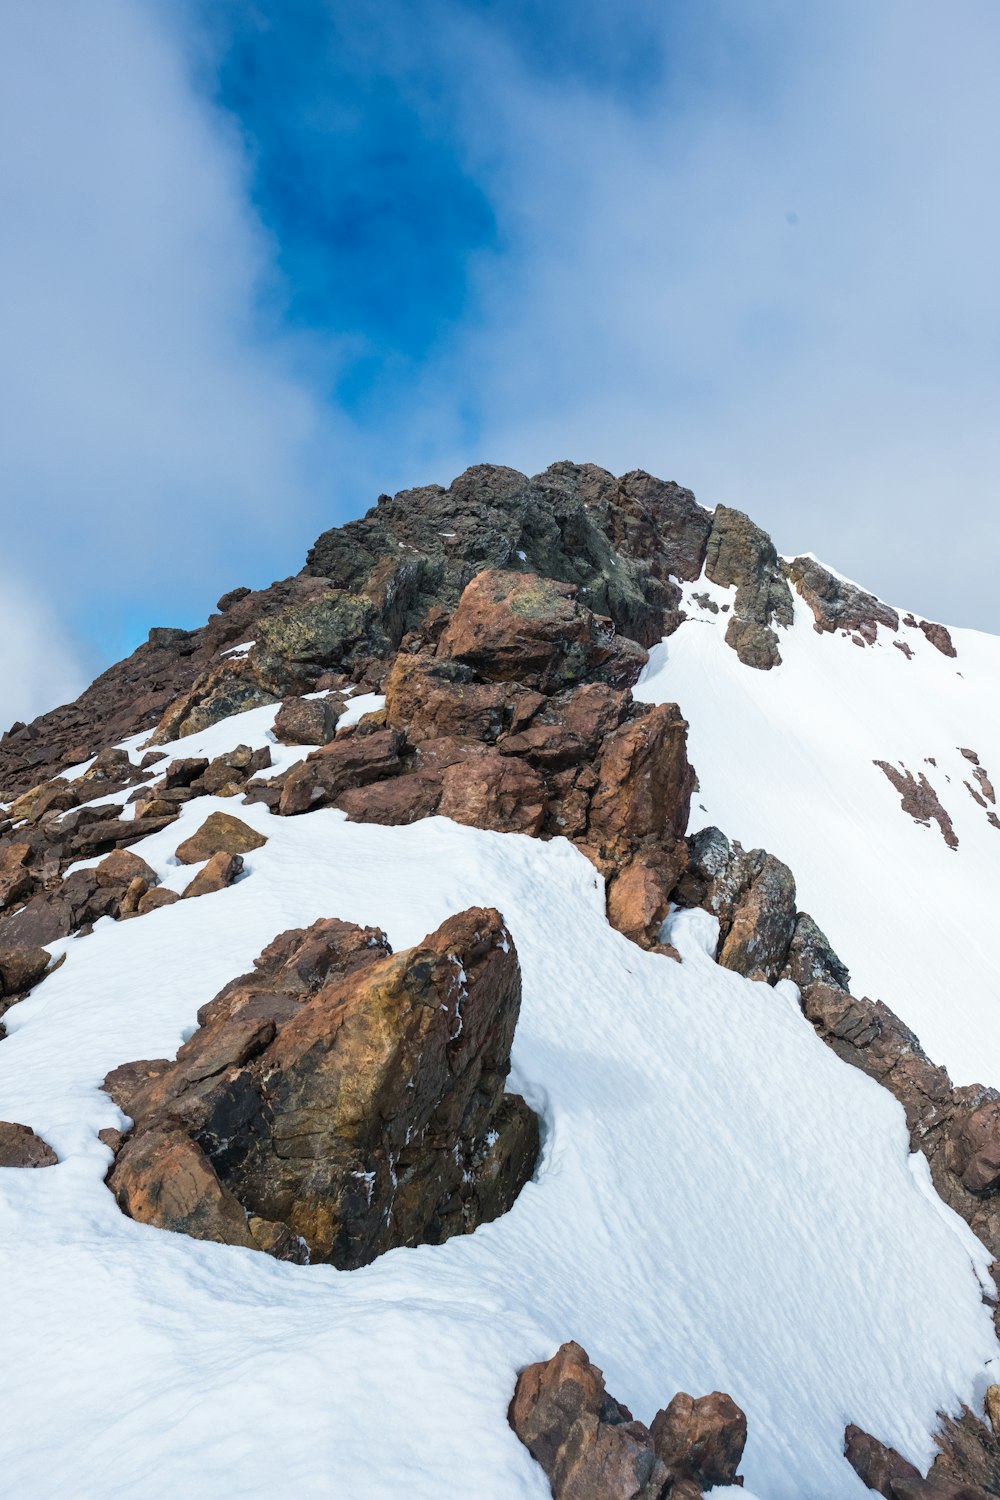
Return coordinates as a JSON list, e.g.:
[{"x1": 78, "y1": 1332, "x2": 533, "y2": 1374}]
[
  {"x1": 174, "y1": 812, "x2": 267, "y2": 864},
  {"x1": 717, "y1": 853, "x2": 797, "y2": 984},
  {"x1": 943, "y1": 1095, "x2": 1000, "y2": 1193},
  {"x1": 106, "y1": 907, "x2": 539, "y2": 1268},
  {"x1": 384, "y1": 653, "x2": 515, "y2": 742},
  {"x1": 136, "y1": 887, "x2": 181, "y2": 915},
  {"x1": 181, "y1": 851, "x2": 244, "y2": 899},
  {"x1": 0, "y1": 842, "x2": 34, "y2": 909},
  {"x1": 918, "y1": 620, "x2": 957, "y2": 658},
  {"x1": 163, "y1": 757, "x2": 209, "y2": 789},
  {"x1": 0, "y1": 1120, "x2": 57, "y2": 1167},
  {"x1": 0, "y1": 944, "x2": 52, "y2": 997},
  {"x1": 607, "y1": 850, "x2": 684, "y2": 949},
  {"x1": 438, "y1": 754, "x2": 548, "y2": 836},
  {"x1": 508, "y1": 1341, "x2": 671, "y2": 1500},
  {"x1": 874, "y1": 761, "x2": 958, "y2": 850},
  {"x1": 844, "y1": 1424, "x2": 922, "y2": 1499},
  {"x1": 273, "y1": 696, "x2": 340, "y2": 746},
  {"x1": 120, "y1": 877, "x2": 149, "y2": 915},
  {"x1": 499, "y1": 682, "x2": 627, "y2": 768},
  {"x1": 437, "y1": 570, "x2": 647, "y2": 693},
  {"x1": 588, "y1": 703, "x2": 694, "y2": 867},
  {"x1": 95, "y1": 848, "x2": 159, "y2": 889},
  {"x1": 706, "y1": 505, "x2": 793, "y2": 669},
  {"x1": 786, "y1": 555, "x2": 899, "y2": 641},
  {"x1": 334, "y1": 772, "x2": 443, "y2": 826},
  {"x1": 649, "y1": 1391, "x2": 747, "y2": 1489},
  {"x1": 278, "y1": 728, "x2": 407, "y2": 816}
]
